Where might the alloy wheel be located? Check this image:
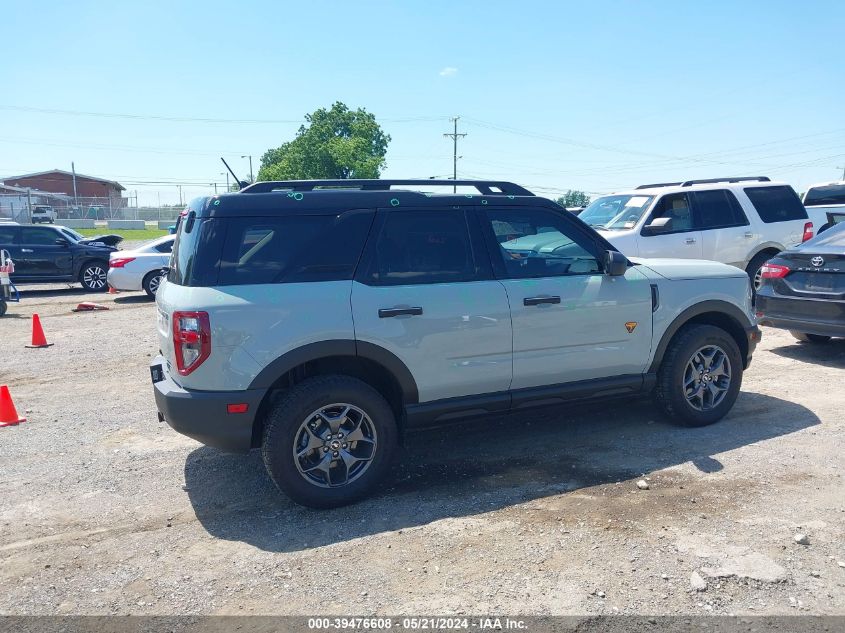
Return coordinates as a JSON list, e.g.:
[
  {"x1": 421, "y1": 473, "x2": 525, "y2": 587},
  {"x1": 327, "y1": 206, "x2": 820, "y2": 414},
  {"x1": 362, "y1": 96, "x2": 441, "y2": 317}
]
[
  {"x1": 83, "y1": 266, "x2": 107, "y2": 290},
  {"x1": 683, "y1": 345, "x2": 732, "y2": 411}
]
